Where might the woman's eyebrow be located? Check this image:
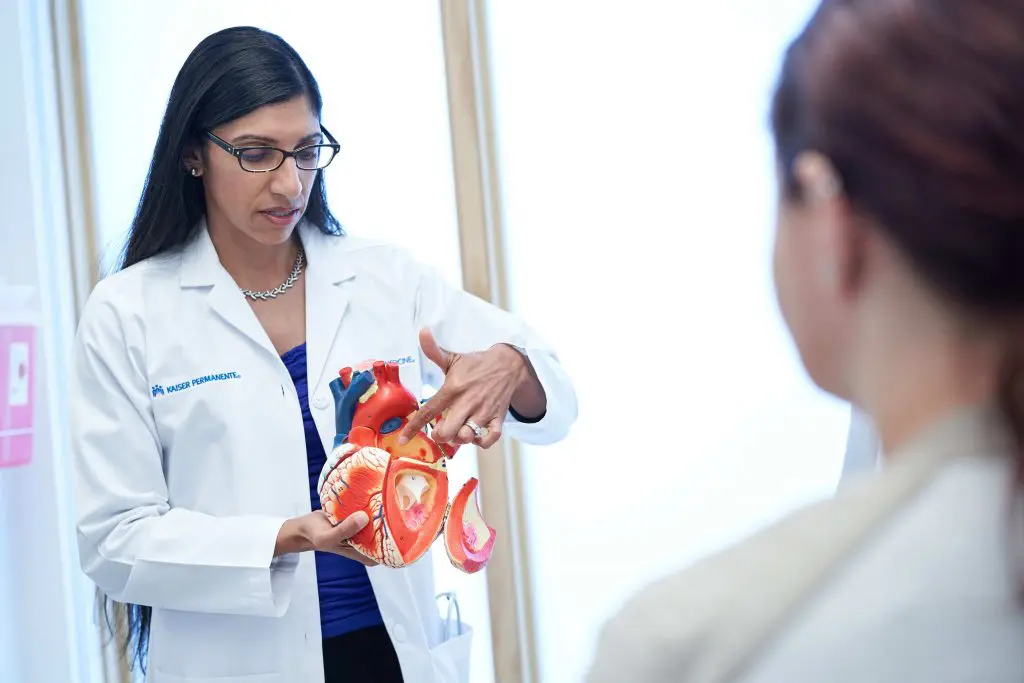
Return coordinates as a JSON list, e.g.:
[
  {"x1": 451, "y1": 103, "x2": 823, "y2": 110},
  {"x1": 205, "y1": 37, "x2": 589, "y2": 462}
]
[{"x1": 230, "y1": 131, "x2": 323, "y2": 146}]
